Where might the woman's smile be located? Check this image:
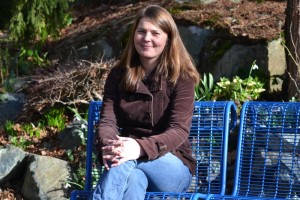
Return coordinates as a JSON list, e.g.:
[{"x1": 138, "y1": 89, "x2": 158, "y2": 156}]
[{"x1": 134, "y1": 18, "x2": 168, "y2": 63}]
